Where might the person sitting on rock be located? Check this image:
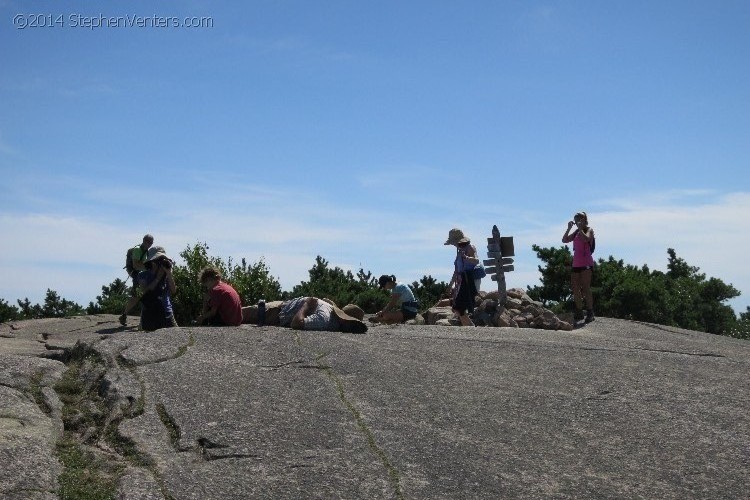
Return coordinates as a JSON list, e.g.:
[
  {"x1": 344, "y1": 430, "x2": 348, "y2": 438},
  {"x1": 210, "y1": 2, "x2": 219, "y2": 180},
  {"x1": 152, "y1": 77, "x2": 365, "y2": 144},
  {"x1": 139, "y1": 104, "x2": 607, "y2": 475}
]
[
  {"x1": 370, "y1": 274, "x2": 420, "y2": 324},
  {"x1": 277, "y1": 297, "x2": 367, "y2": 334},
  {"x1": 196, "y1": 266, "x2": 243, "y2": 327}
]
